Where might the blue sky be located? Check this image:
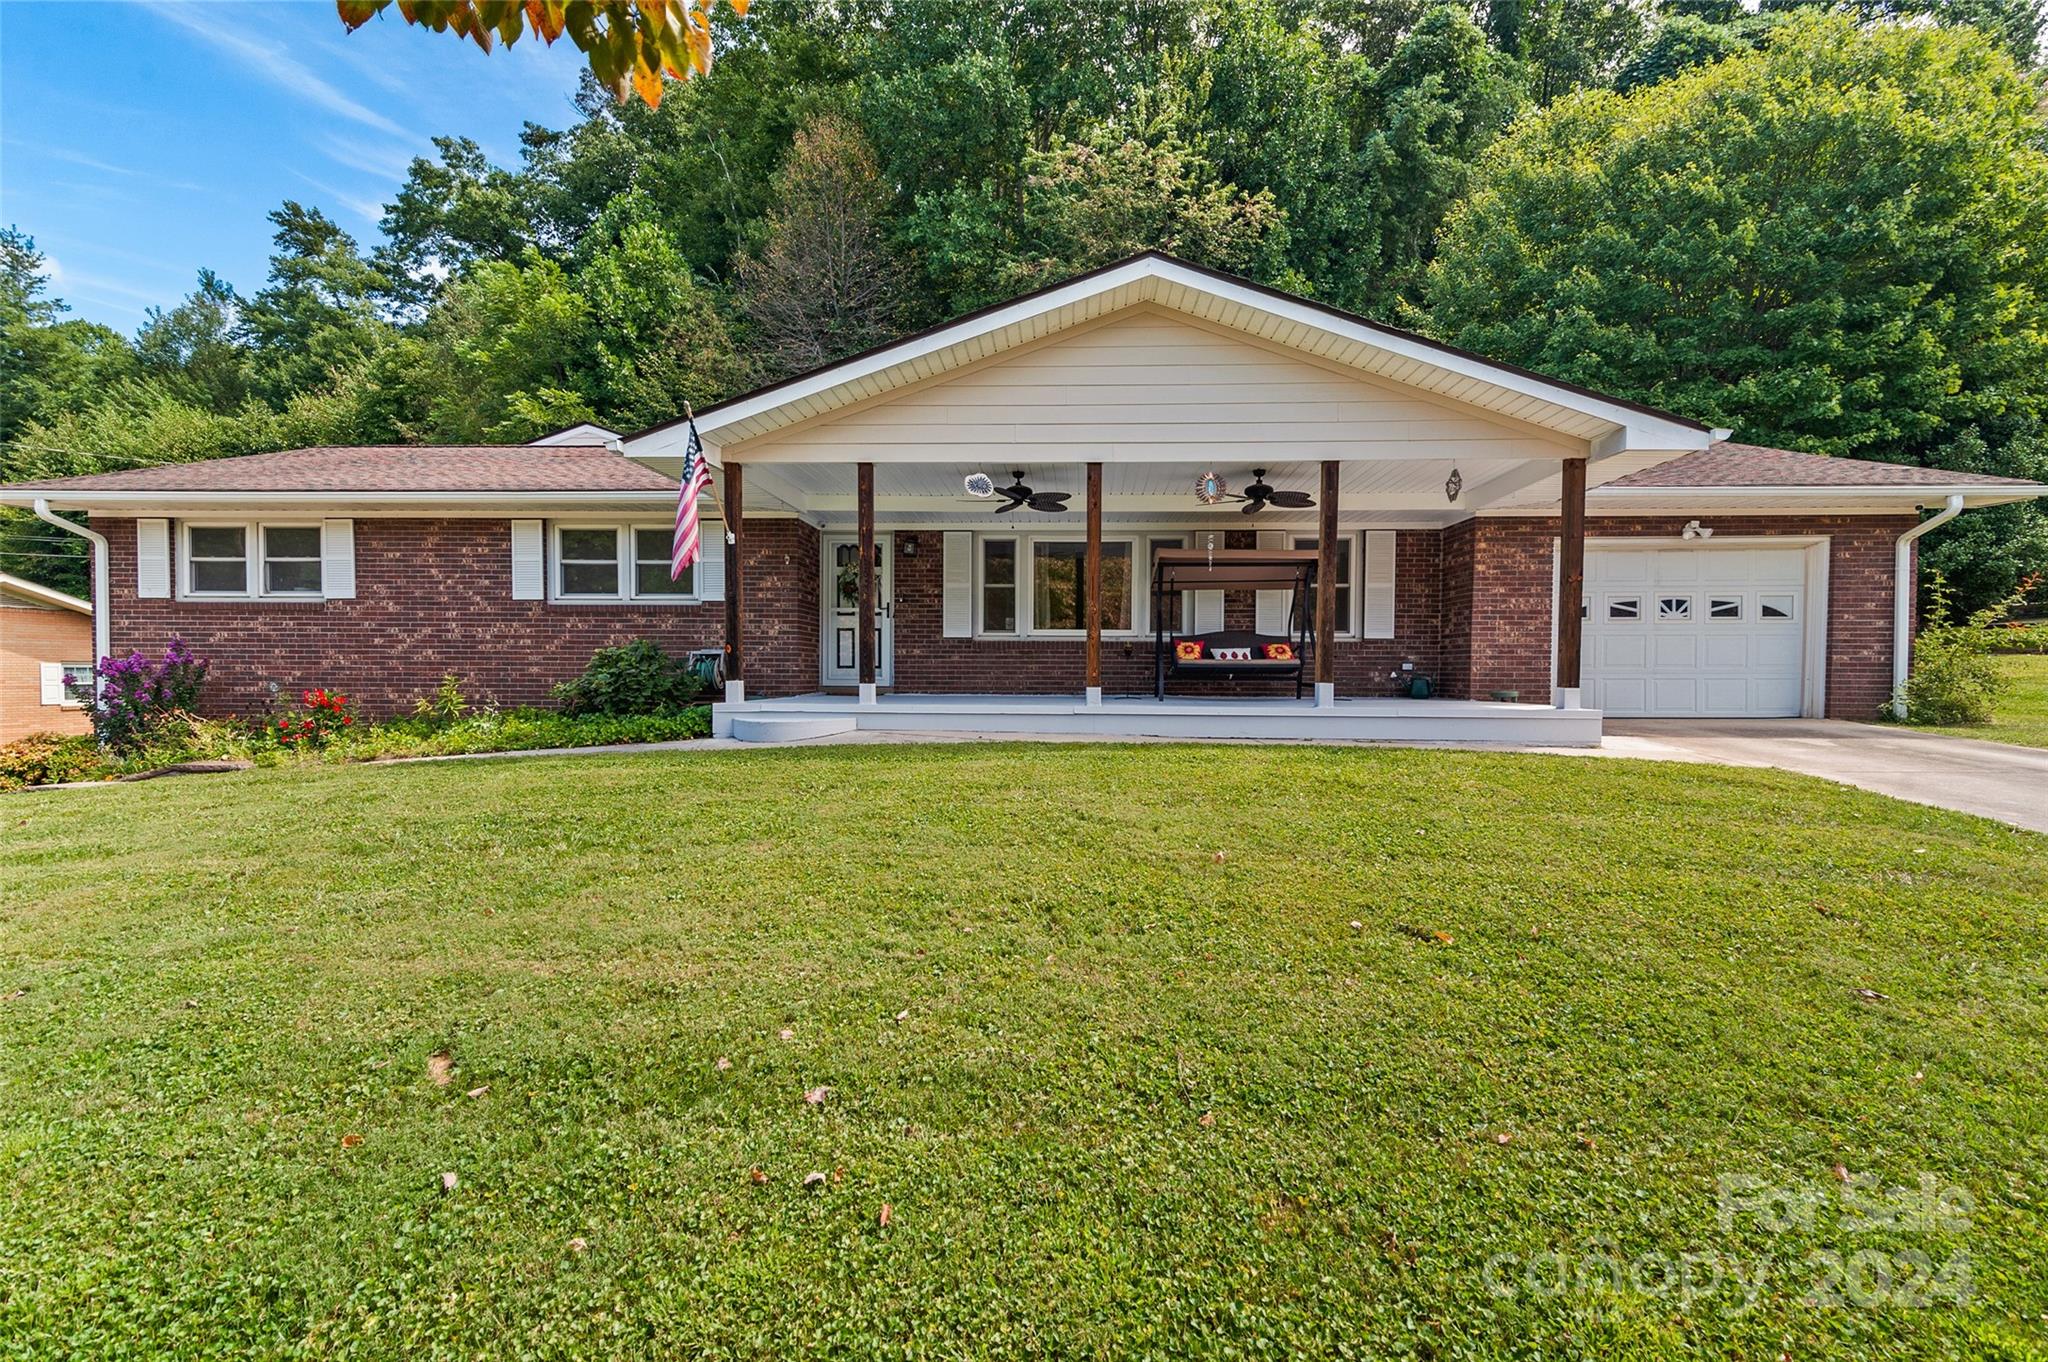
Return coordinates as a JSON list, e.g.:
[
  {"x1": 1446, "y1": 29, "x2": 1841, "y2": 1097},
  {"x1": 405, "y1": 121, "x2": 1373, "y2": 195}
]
[{"x1": 0, "y1": 0, "x2": 590, "y2": 331}]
